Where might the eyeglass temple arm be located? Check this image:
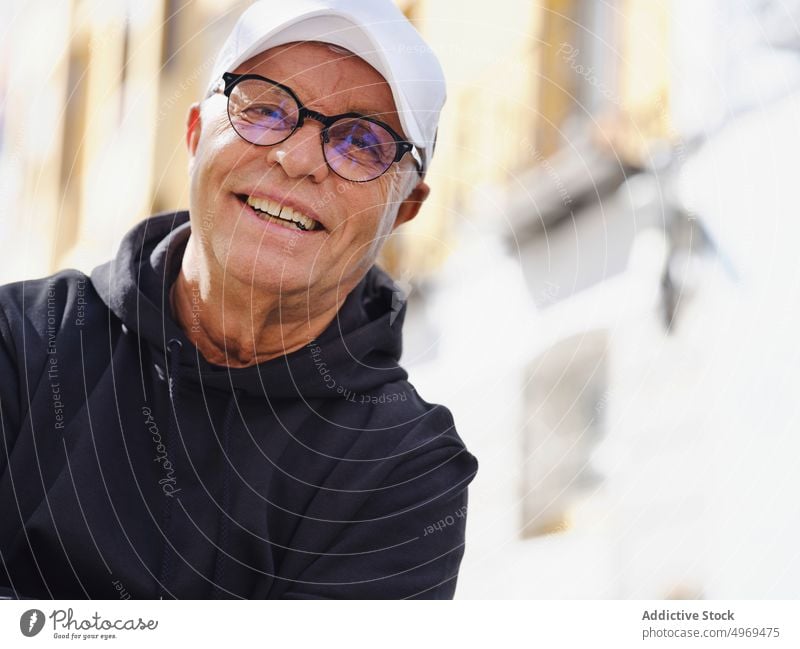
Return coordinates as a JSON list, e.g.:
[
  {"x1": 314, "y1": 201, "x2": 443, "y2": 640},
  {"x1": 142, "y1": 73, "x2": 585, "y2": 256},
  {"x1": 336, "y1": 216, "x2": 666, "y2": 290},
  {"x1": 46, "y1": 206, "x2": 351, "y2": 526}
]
[{"x1": 404, "y1": 143, "x2": 425, "y2": 178}]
